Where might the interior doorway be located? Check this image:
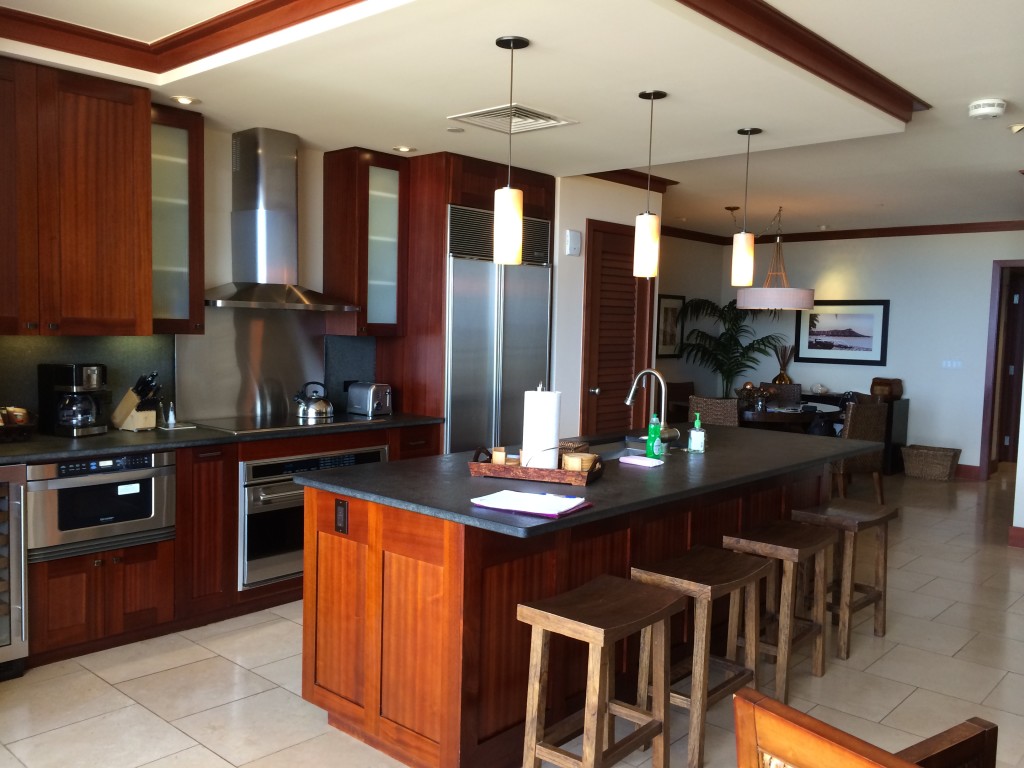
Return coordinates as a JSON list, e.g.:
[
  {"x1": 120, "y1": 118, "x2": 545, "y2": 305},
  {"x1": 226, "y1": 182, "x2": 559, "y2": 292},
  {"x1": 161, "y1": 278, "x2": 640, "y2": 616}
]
[
  {"x1": 579, "y1": 219, "x2": 653, "y2": 436},
  {"x1": 983, "y1": 261, "x2": 1024, "y2": 475}
]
